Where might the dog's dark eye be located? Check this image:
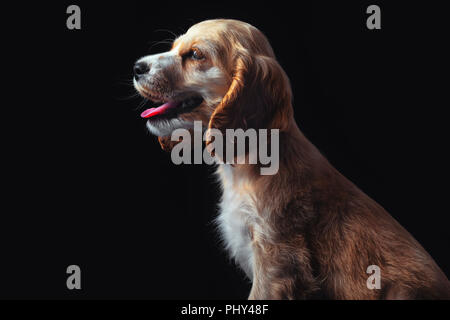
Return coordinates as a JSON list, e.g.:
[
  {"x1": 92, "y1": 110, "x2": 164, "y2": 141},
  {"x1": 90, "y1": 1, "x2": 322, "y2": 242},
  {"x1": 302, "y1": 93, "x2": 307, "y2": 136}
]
[{"x1": 190, "y1": 48, "x2": 204, "y2": 60}]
